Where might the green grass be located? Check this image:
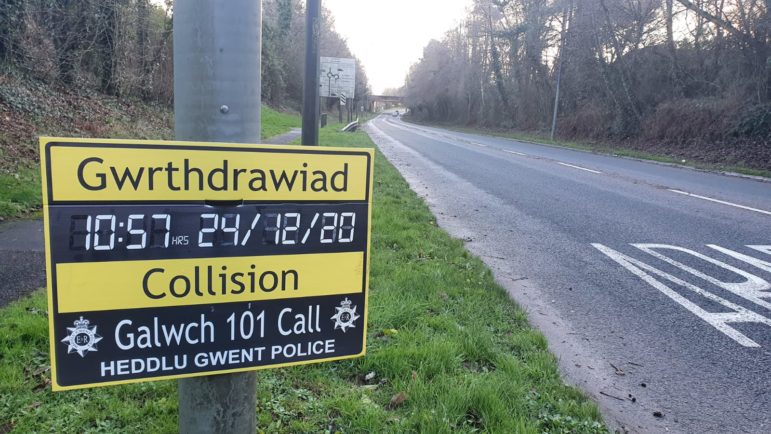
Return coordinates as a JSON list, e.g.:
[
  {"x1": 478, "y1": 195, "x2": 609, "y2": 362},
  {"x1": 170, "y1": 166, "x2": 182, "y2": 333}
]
[
  {"x1": 0, "y1": 126, "x2": 605, "y2": 433},
  {"x1": 412, "y1": 120, "x2": 771, "y2": 179},
  {"x1": 0, "y1": 167, "x2": 41, "y2": 219},
  {"x1": 261, "y1": 106, "x2": 301, "y2": 139}
]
